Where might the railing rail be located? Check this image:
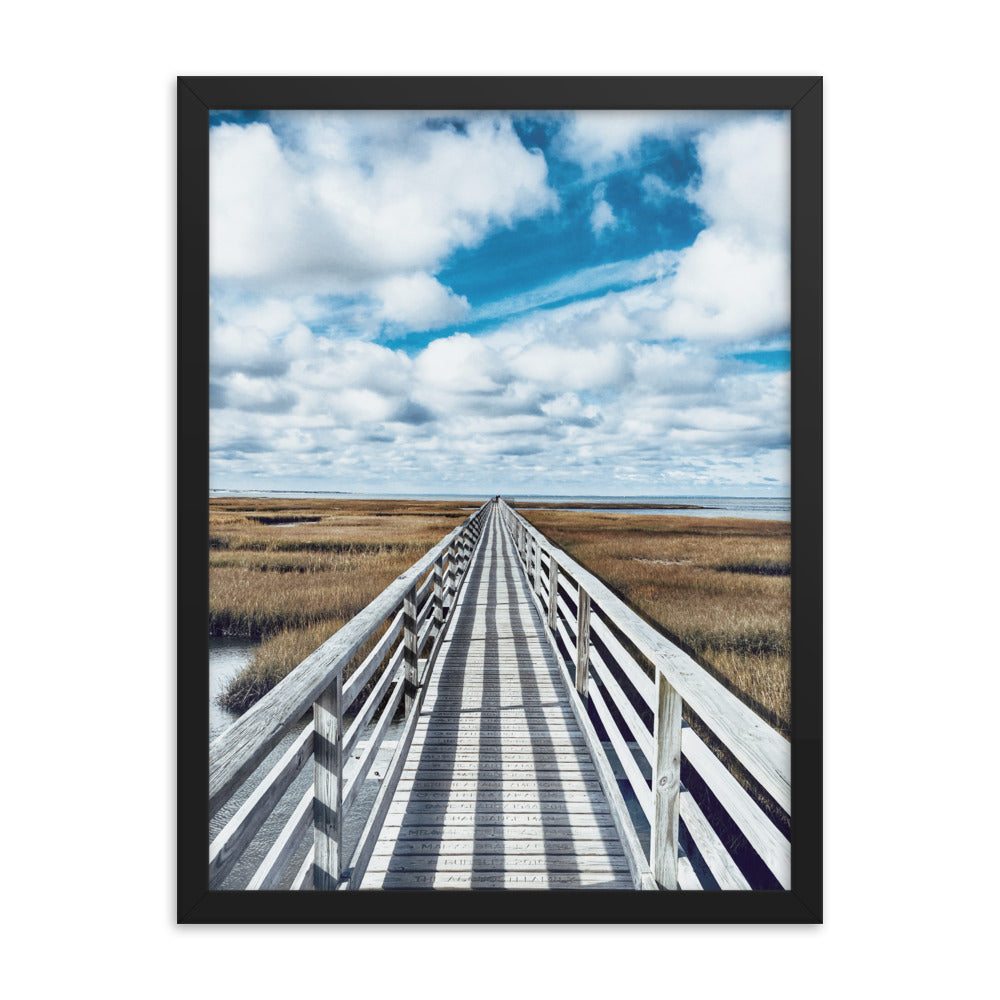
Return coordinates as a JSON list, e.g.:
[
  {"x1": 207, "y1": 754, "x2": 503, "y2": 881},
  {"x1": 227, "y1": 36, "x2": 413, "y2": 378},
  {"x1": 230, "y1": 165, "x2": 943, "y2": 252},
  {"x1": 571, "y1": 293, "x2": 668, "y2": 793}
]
[
  {"x1": 208, "y1": 499, "x2": 492, "y2": 890},
  {"x1": 497, "y1": 499, "x2": 791, "y2": 891}
]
